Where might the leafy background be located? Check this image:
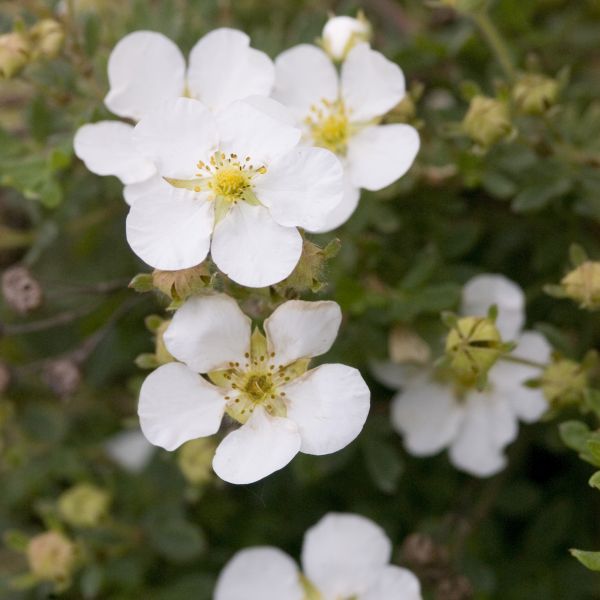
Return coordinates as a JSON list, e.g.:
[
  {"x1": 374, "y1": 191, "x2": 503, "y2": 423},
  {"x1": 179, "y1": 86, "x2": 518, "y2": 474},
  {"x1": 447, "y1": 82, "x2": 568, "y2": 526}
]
[{"x1": 1, "y1": 0, "x2": 600, "y2": 598}]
